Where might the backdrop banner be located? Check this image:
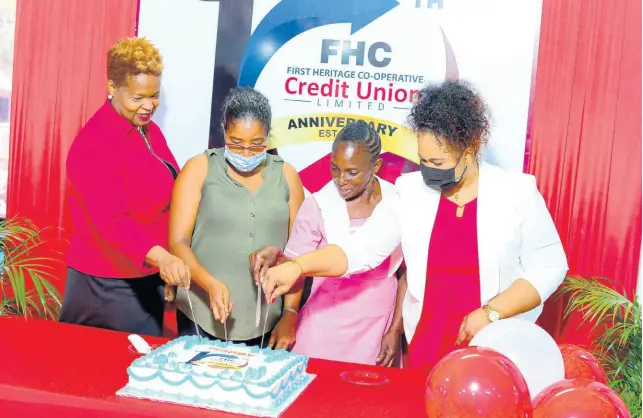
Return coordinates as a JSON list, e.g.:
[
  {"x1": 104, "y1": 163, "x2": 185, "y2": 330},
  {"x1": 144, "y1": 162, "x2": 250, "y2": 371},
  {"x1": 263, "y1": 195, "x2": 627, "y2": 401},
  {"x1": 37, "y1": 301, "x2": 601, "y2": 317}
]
[{"x1": 139, "y1": 0, "x2": 541, "y2": 190}]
